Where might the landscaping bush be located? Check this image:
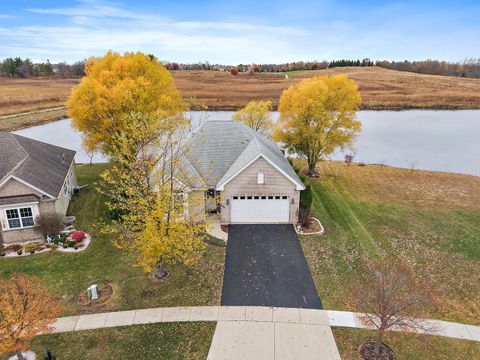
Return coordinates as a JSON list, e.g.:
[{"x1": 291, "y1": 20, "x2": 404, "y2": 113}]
[
  {"x1": 66, "y1": 240, "x2": 77, "y2": 248},
  {"x1": 300, "y1": 184, "x2": 313, "y2": 211},
  {"x1": 298, "y1": 208, "x2": 313, "y2": 228},
  {"x1": 36, "y1": 213, "x2": 64, "y2": 237},
  {"x1": 5, "y1": 244, "x2": 23, "y2": 253},
  {"x1": 25, "y1": 242, "x2": 40, "y2": 254},
  {"x1": 71, "y1": 230, "x2": 86, "y2": 242}
]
